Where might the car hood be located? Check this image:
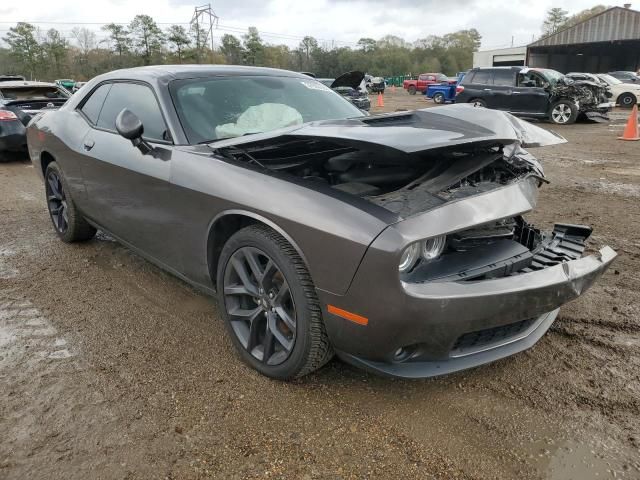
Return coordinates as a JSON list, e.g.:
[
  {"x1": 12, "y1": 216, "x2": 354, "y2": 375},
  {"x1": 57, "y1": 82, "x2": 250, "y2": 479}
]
[
  {"x1": 208, "y1": 104, "x2": 566, "y2": 155},
  {"x1": 331, "y1": 71, "x2": 366, "y2": 89}
]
